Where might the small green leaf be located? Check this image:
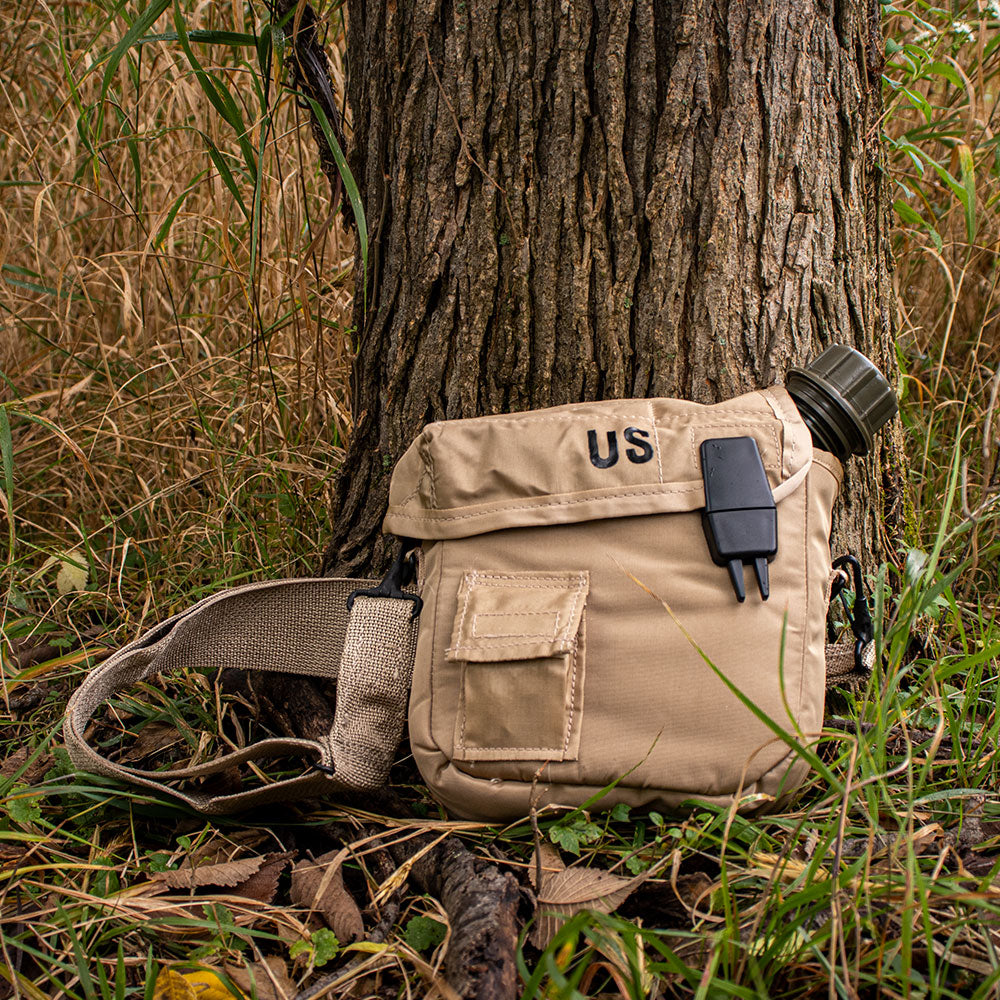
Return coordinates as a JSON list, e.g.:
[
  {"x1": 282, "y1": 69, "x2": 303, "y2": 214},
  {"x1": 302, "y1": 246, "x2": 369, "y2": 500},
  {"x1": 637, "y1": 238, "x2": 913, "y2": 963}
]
[
  {"x1": 927, "y1": 60, "x2": 963, "y2": 88},
  {"x1": 288, "y1": 940, "x2": 311, "y2": 960},
  {"x1": 893, "y1": 199, "x2": 927, "y2": 228},
  {"x1": 404, "y1": 916, "x2": 447, "y2": 952},
  {"x1": 311, "y1": 928, "x2": 340, "y2": 967},
  {"x1": 138, "y1": 29, "x2": 256, "y2": 47},
  {"x1": 549, "y1": 818, "x2": 602, "y2": 855},
  {"x1": 610, "y1": 803, "x2": 631, "y2": 822},
  {"x1": 305, "y1": 98, "x2": 368, "y2": 312},
  {"x1": 8, "y1": 786, "x2": 42, "y2": 825},
  {"x1": 172, "y1": 2, "x2": 257, "y2": 180},
  {"x1": 549, "y1": 824, "x2": 580, "y2": 854},
  {"x1": 153, "y1": 175, "x2": 205, "y2": 248},
  {"x1": 625, "y1": 854, "x2": 649, "y2": 875}
]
